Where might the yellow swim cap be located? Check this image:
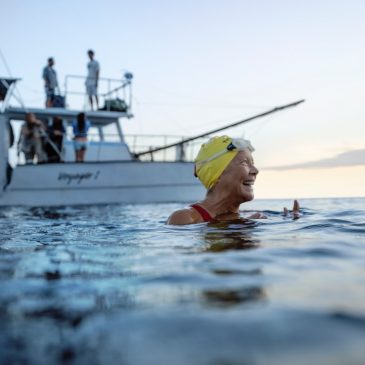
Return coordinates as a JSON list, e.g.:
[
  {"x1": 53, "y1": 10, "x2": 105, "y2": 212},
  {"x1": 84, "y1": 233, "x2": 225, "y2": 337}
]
[{"x1": 194, "y1": 135, "x2": 254, "y2": 190}]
